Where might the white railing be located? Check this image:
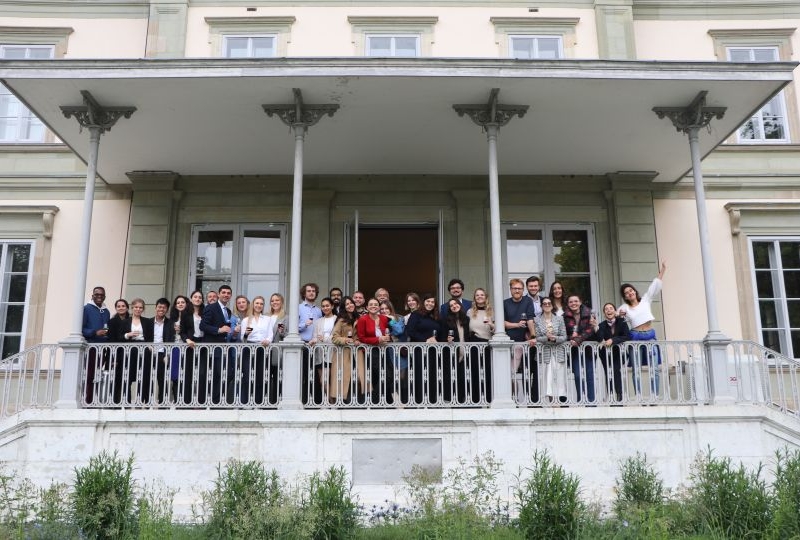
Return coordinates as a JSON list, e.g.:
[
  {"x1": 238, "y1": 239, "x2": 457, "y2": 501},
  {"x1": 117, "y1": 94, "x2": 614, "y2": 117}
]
[
  {"x1": 0, "y1": 344, "x2": 61, "y2": 418},
  {"x1": 81, "y1": 343, "x2": 283, "y2": 408},
  {"x1": 726, "y1": 341, "x2": 800, "y2": 418},
  {"x1": 6, "y1": 339, "x2": 796, "y2": 415},
  {"x1": 303, "y1": 343, "x2": 491, "y2": 408},
  {"x1": 514, "y1": 340, "x2": 708, "y2": 406}
]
